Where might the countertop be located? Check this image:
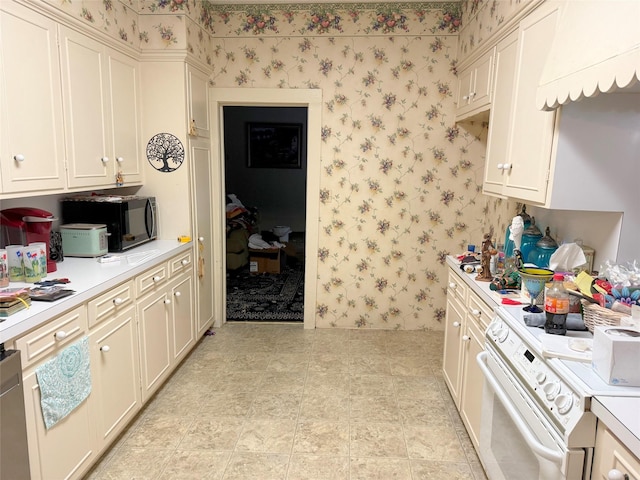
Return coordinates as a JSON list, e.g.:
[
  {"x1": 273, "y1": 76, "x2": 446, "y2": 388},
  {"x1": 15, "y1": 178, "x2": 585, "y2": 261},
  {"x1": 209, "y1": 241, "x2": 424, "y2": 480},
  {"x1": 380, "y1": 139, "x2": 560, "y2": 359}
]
[
  {"x1": 0, "y1": 240, "x2": 191, "y2": 344},
  {"x1": 446, "y1": 255, "x2": 640, "y2": 459}
]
